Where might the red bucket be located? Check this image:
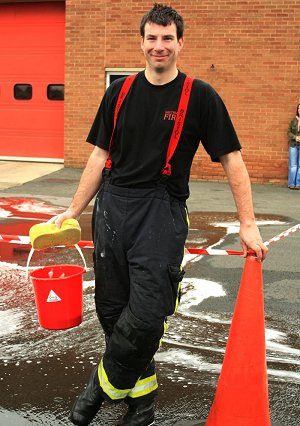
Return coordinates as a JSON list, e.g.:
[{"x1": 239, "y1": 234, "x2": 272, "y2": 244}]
[{"x1": 29, "y1": 264, "x2": 85, "y2": 330}]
